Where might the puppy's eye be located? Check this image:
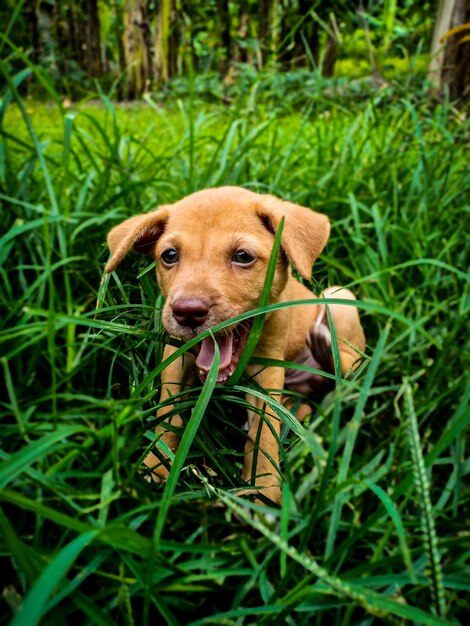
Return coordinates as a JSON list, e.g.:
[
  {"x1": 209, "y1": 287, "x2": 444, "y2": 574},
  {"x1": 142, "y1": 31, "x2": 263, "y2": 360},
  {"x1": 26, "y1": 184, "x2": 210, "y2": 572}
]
[
  {"x1": 160, "y1": 248, "x2": 179, "y2": 266},
  {"x1": 232, "y1": 250, "x2": 256, "y2": 266}
]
